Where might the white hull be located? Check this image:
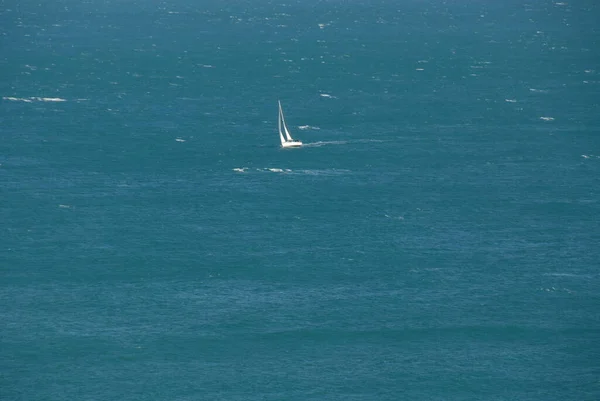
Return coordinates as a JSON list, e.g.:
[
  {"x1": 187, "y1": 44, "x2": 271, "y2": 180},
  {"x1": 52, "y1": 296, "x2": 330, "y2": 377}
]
[{"x1": 281, "y1": 140, "x2": 303, "y2": 148}]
